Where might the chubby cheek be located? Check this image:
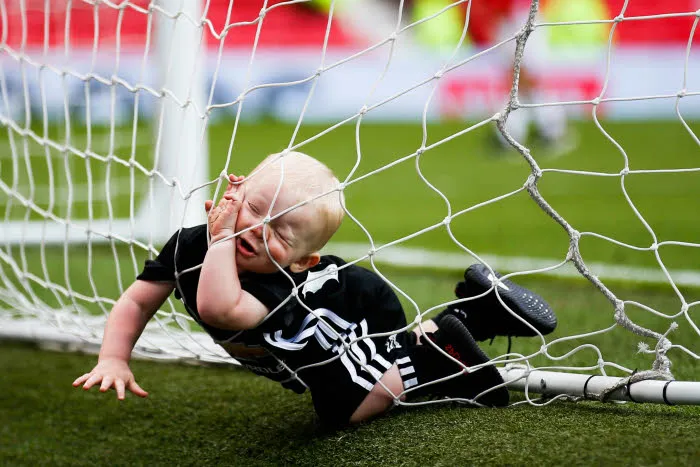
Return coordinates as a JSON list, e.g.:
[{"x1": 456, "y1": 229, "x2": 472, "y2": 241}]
[
  {"x1": 234, "y1": 210, "x2": 250, "y2": 234},
  {"x1": 265, "y1": 241, "x2": 289, "y2": 265}
]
